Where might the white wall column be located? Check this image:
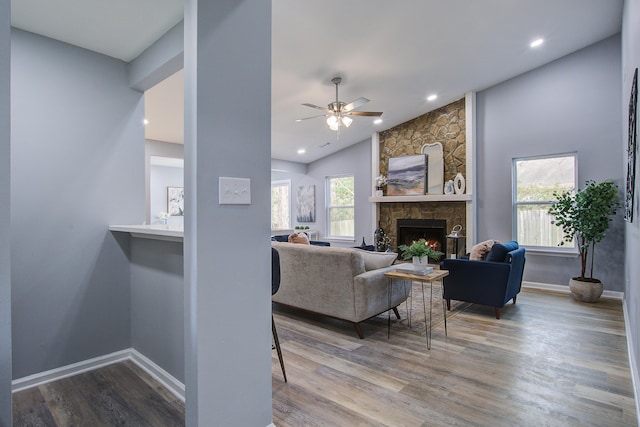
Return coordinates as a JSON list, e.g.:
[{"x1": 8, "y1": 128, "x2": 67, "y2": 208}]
[
  {"x1": 465, "y1": 91, "x2": 476, "y2": 246},
  {"x1": 0, "y1": 0, "x2": 11, "y2": 424},
  {"x1": 184, "y1": 1, "x2": 273, "y2": 426}
]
